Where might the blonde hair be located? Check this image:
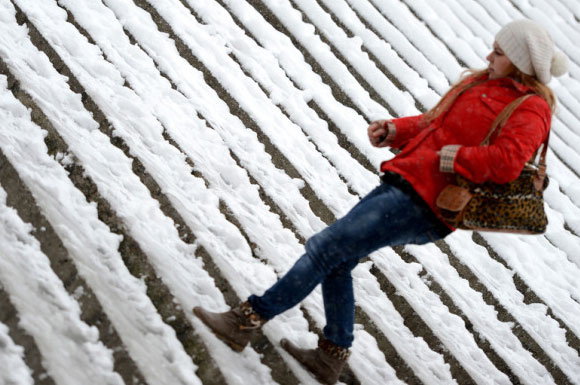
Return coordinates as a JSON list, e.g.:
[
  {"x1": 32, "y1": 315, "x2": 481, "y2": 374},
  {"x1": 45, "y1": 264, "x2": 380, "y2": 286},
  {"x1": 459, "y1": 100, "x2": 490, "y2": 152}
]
[{"x1": 422, "y1": 69, "x2": 556, "y2": 127}]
